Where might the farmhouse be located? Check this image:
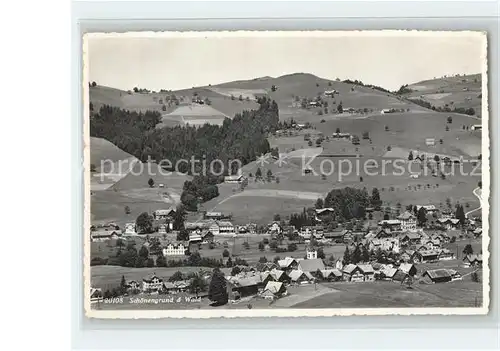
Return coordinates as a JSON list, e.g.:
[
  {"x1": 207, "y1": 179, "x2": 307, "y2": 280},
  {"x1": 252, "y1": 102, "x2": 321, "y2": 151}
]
[
  {"x1": 90, "y1": 288, "x2": 103, "y2": 303},
  {"x1": 342, "y1": 264, "x2": 365, "y2": 282},
  {"x1": 153, "y1": 207, "x2": 176, "y2": 220},
  {"x1": 437, "y1": 218, "x2": 460, "y2": 230},
  {"x1": 320, "y1": 269, "x2": 343, "y2": 281},
  {"x1": 126, "y1": 280, "x2": 141, "y2": 292},
  {"x1": 422, "y1": 269, "x2": 453, "y2": 284},
  {"x1": 463, "y1": 254, "x2": 483, "y2": 267},
  {"x1": 204, "y1": 211, "x2": 229, "y2": 220},
  {"x1": 425, "y1": 138, "x2": 436, "y2": 146},
  {"x1": 262, "y1": 269, "x2": 290, "y2": 284},
  {"x1": 398, "y1": 232, "x2": 421, "y2": 246},
  {"x1": 124, "y1": 222, "x2": 137, "y2": 235},
  {"x1": 378, "y1": 219, "x2": 402, "y2": 232},
  {"x1": 471, "y1": 124, "x2": 482, "y2": 131},
  {"x1": 162, "y1": 243, "x2": 187, "y2": 256},
  {"x1": 185, "y1": 220, "x2": 214, "y2": 232},
  {"x1": 227, "y1": 275, "x2": 262, "y2": 297},
  {"x1": 91, "y1": 230, "x2": 121, "y2": 242},
  {"x1": 324, "y1": 229, "x2": 349, "y2": 243},
  {"x1": 438, "y1": 248, "x2": 455, "y2": 260},
  {"x1": 323, "y1": 90, "x2": 338, "y2": 97},
  {"x1": 357, "y1": 264, "x2": 375, "y2": 282},
  {"x1": 331, "y1": 132, "x2": 351, "y2": 139},
  {"x1": 397, "y1": 211, "x2": 417, "y2": 231},
  {"x1": 278, "y1": 257, "x2": 299, "y2": 272},
  {"x1": 142, "y1": 274, "x2": 164, "y2": 293},
  {"x1": 315, "y1": 207, "x2": 335, "y2": 220},
  {"x1": 298, "y1": 258, "x2": 325, "y2": 274},
  {"x1": 267, "y1": 221, "x2": 282, "y2": 234},
  {"x1": 398, "y1": 263, "x2": 418, "y2": 277},
  {"x1": 418, "y1": 249, "x2": 440, "y2": 262},
  {"x1": 416, "y1": 205, "x2": 438, "y2": 214},
  {"x1": 262, "y1": 281, "x2": 287, "y2": 299},
  {"x1": 289, "y1": 270, "x2": 314, "y2": 284},
  {"x1": 209, "y1": 221, "x2": 235, "y2": 235},
  {"x1": 224, "y1": 174, "x2": 245, "y2": 184}
]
